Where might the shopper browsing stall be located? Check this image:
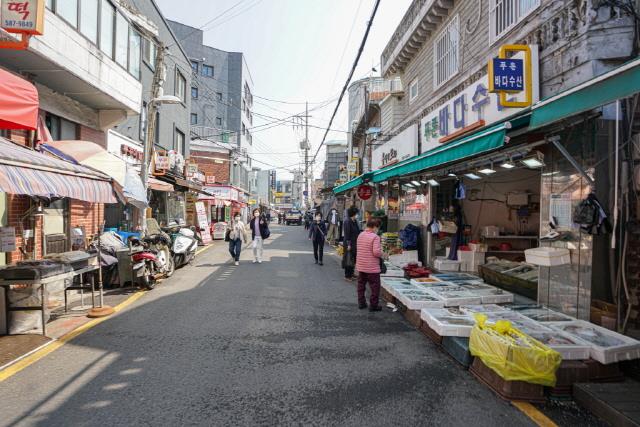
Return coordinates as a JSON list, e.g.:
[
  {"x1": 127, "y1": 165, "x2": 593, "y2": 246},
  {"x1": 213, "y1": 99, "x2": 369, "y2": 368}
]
[
  {"x1": 356, "y1": 217, "x2": 384, "y2": 311},
  {"x1": 308, "y1": 212, "x2": 327, "y2": 265},
  {"x1": 326, "y1": 208, "x2": 340, "y2": 244},
  {"x1": 249, "y1": 208, "x2": 270, "y2": 264}
]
